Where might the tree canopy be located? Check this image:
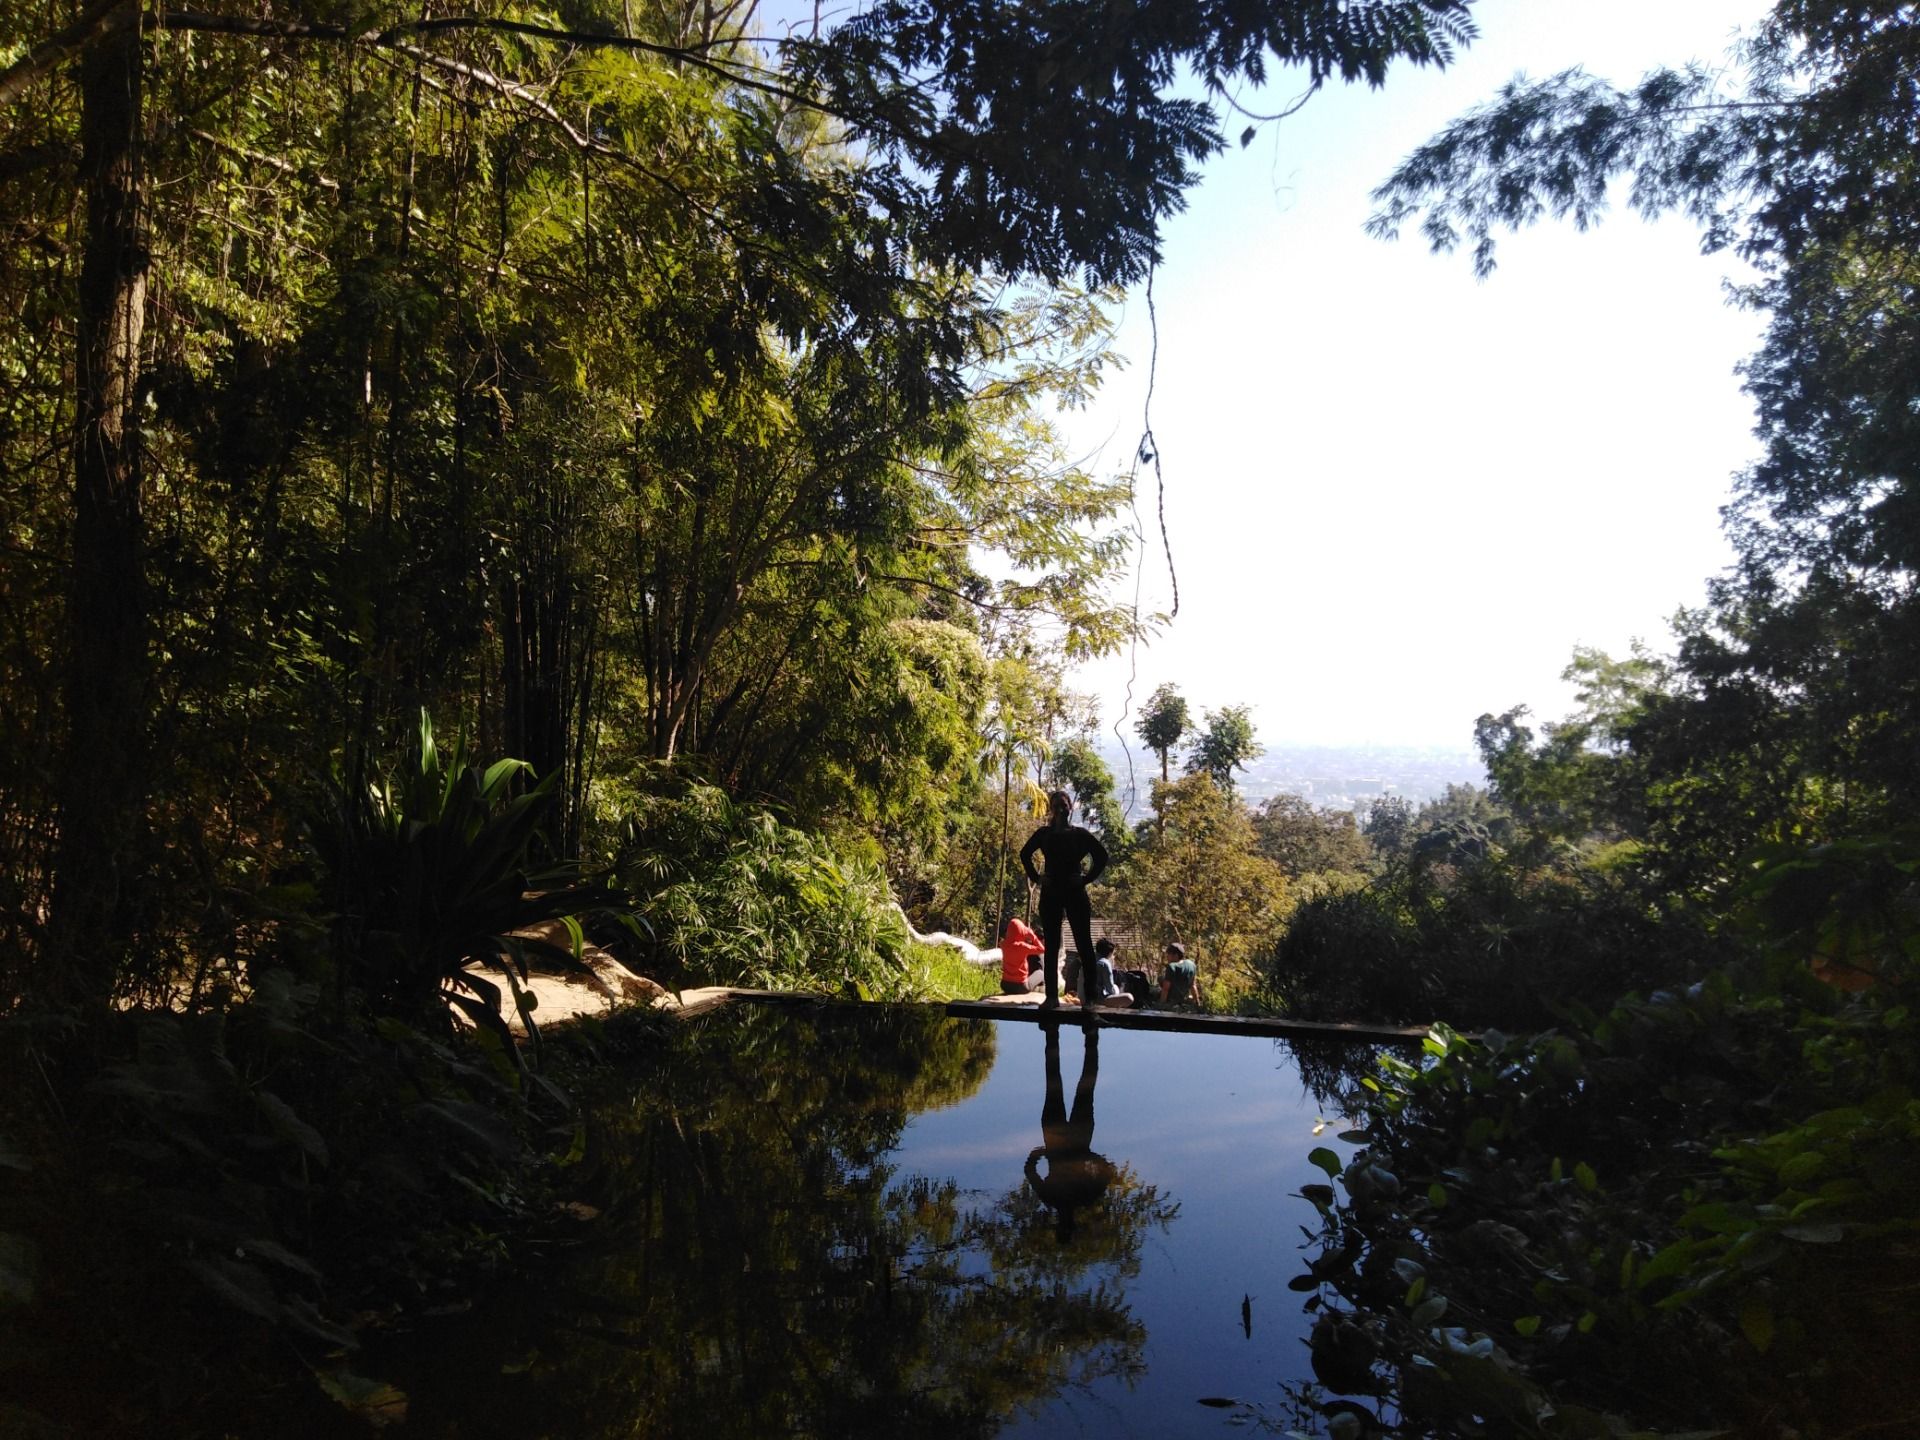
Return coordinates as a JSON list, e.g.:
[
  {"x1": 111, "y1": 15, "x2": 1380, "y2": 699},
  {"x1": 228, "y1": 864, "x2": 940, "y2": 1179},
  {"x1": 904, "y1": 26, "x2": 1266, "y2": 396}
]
[
  {"x1": 1369, "y1": 0, "x2": 1920, "y2": 887},
  {"x1": 1185, "y1": 703, "x2": 1264, "y2": 790},
  {"x1": 1133, "y1": 681, "x2": 1193, "y2": 784},
  {"x1": 0, "y1": 0, "x2": 1490, "y2": 1012}
]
